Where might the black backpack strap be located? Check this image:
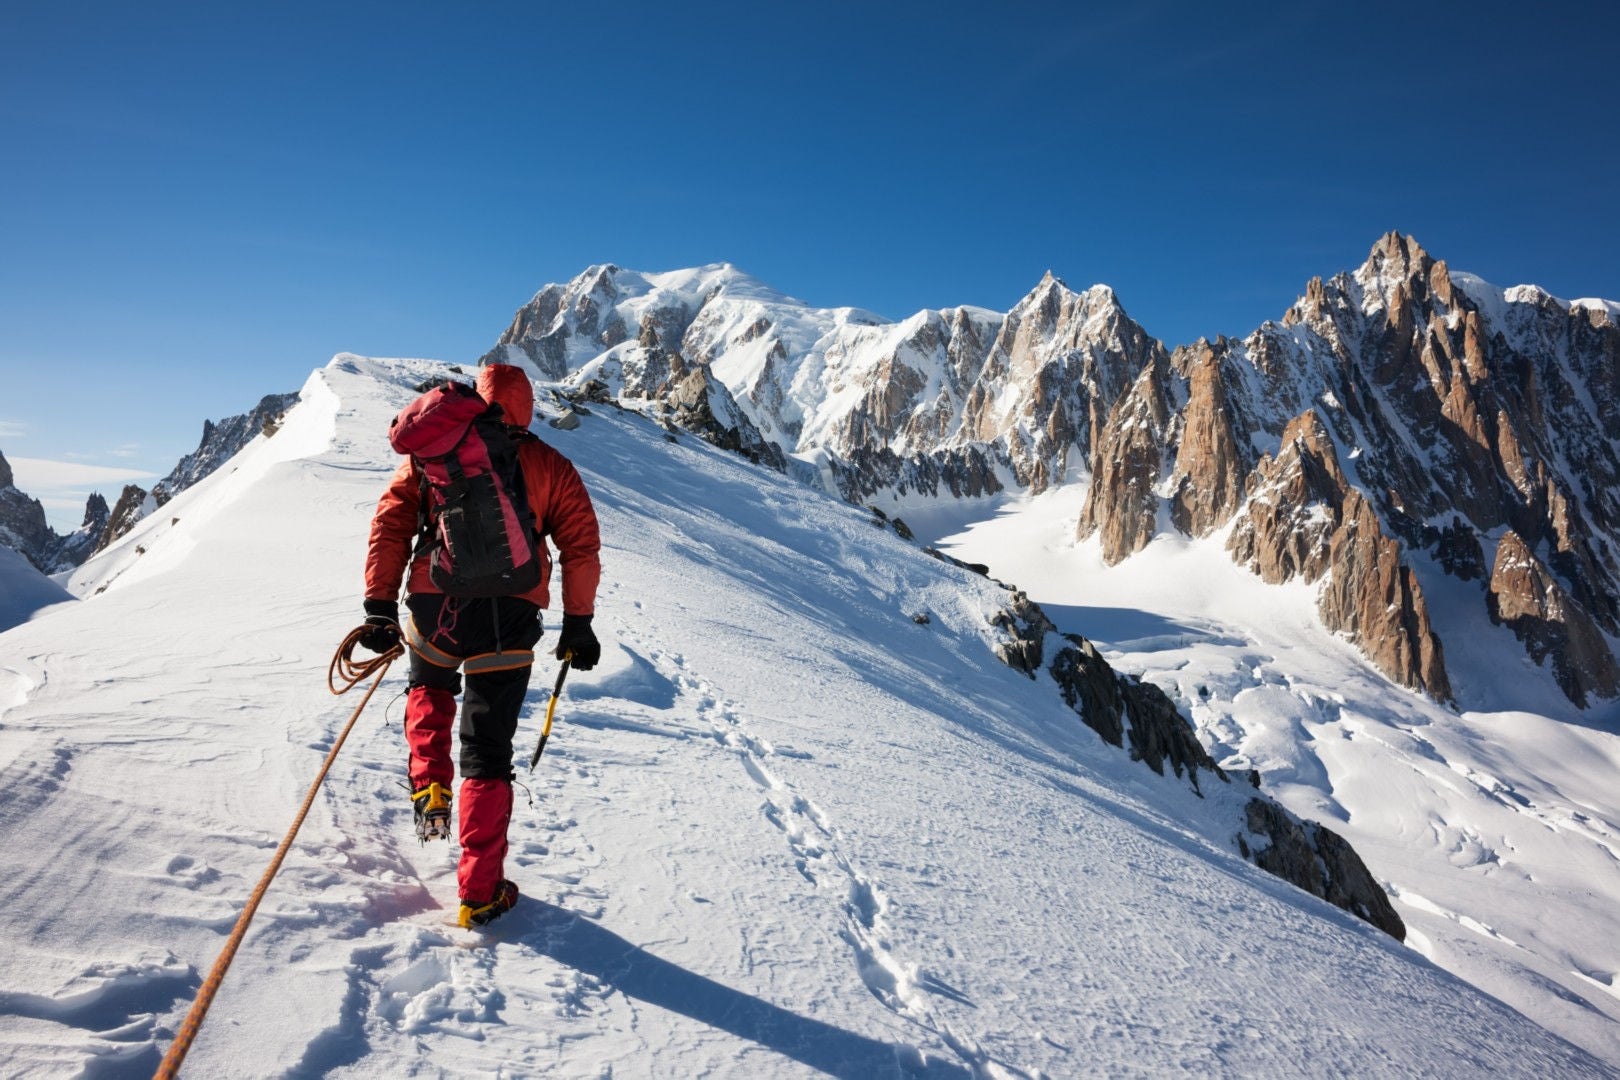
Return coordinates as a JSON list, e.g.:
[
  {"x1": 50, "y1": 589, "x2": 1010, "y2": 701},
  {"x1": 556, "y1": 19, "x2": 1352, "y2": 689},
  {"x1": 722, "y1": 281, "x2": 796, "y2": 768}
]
[{"x1": 413, "y1": 464, "x2": 435, "y2": 554}]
